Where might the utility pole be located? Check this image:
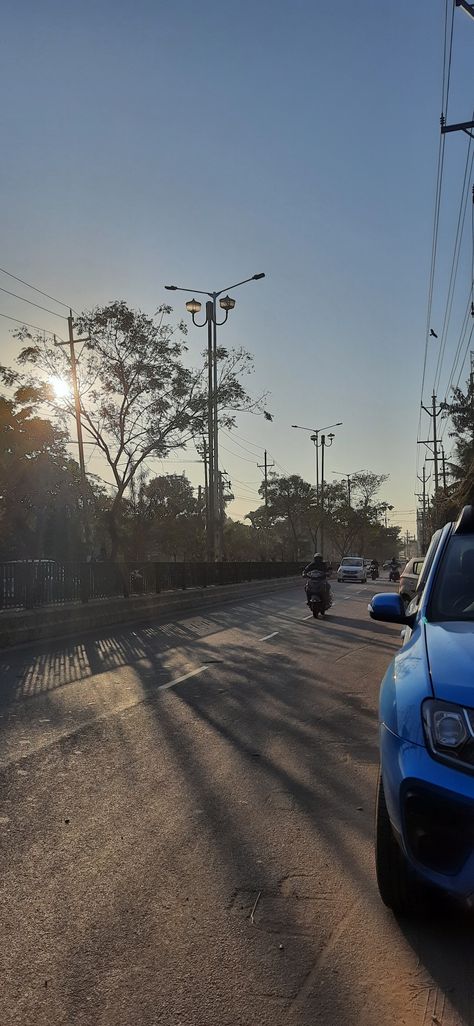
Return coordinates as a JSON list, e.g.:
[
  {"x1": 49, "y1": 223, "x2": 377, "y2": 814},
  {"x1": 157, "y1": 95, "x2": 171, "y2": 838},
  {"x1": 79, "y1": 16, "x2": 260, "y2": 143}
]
[
  {"x1": 258, "y1": 450, "x2": 274, "y2": 557},
  {"x1": 441, "y1": 445, "x2": 447, "y2": 491},
  {"x1": 257, "y1": 450, "x2": 275, "y2": 511},
  {"x1": 420, "y1": 392, "x2": 442, "y2": 493},
  {"x1": 55, "y1": 313, "x2": 91, "y2": 554},
  {"x1": 417, "y1": 465, "x2": 430, "y2": 553}
]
